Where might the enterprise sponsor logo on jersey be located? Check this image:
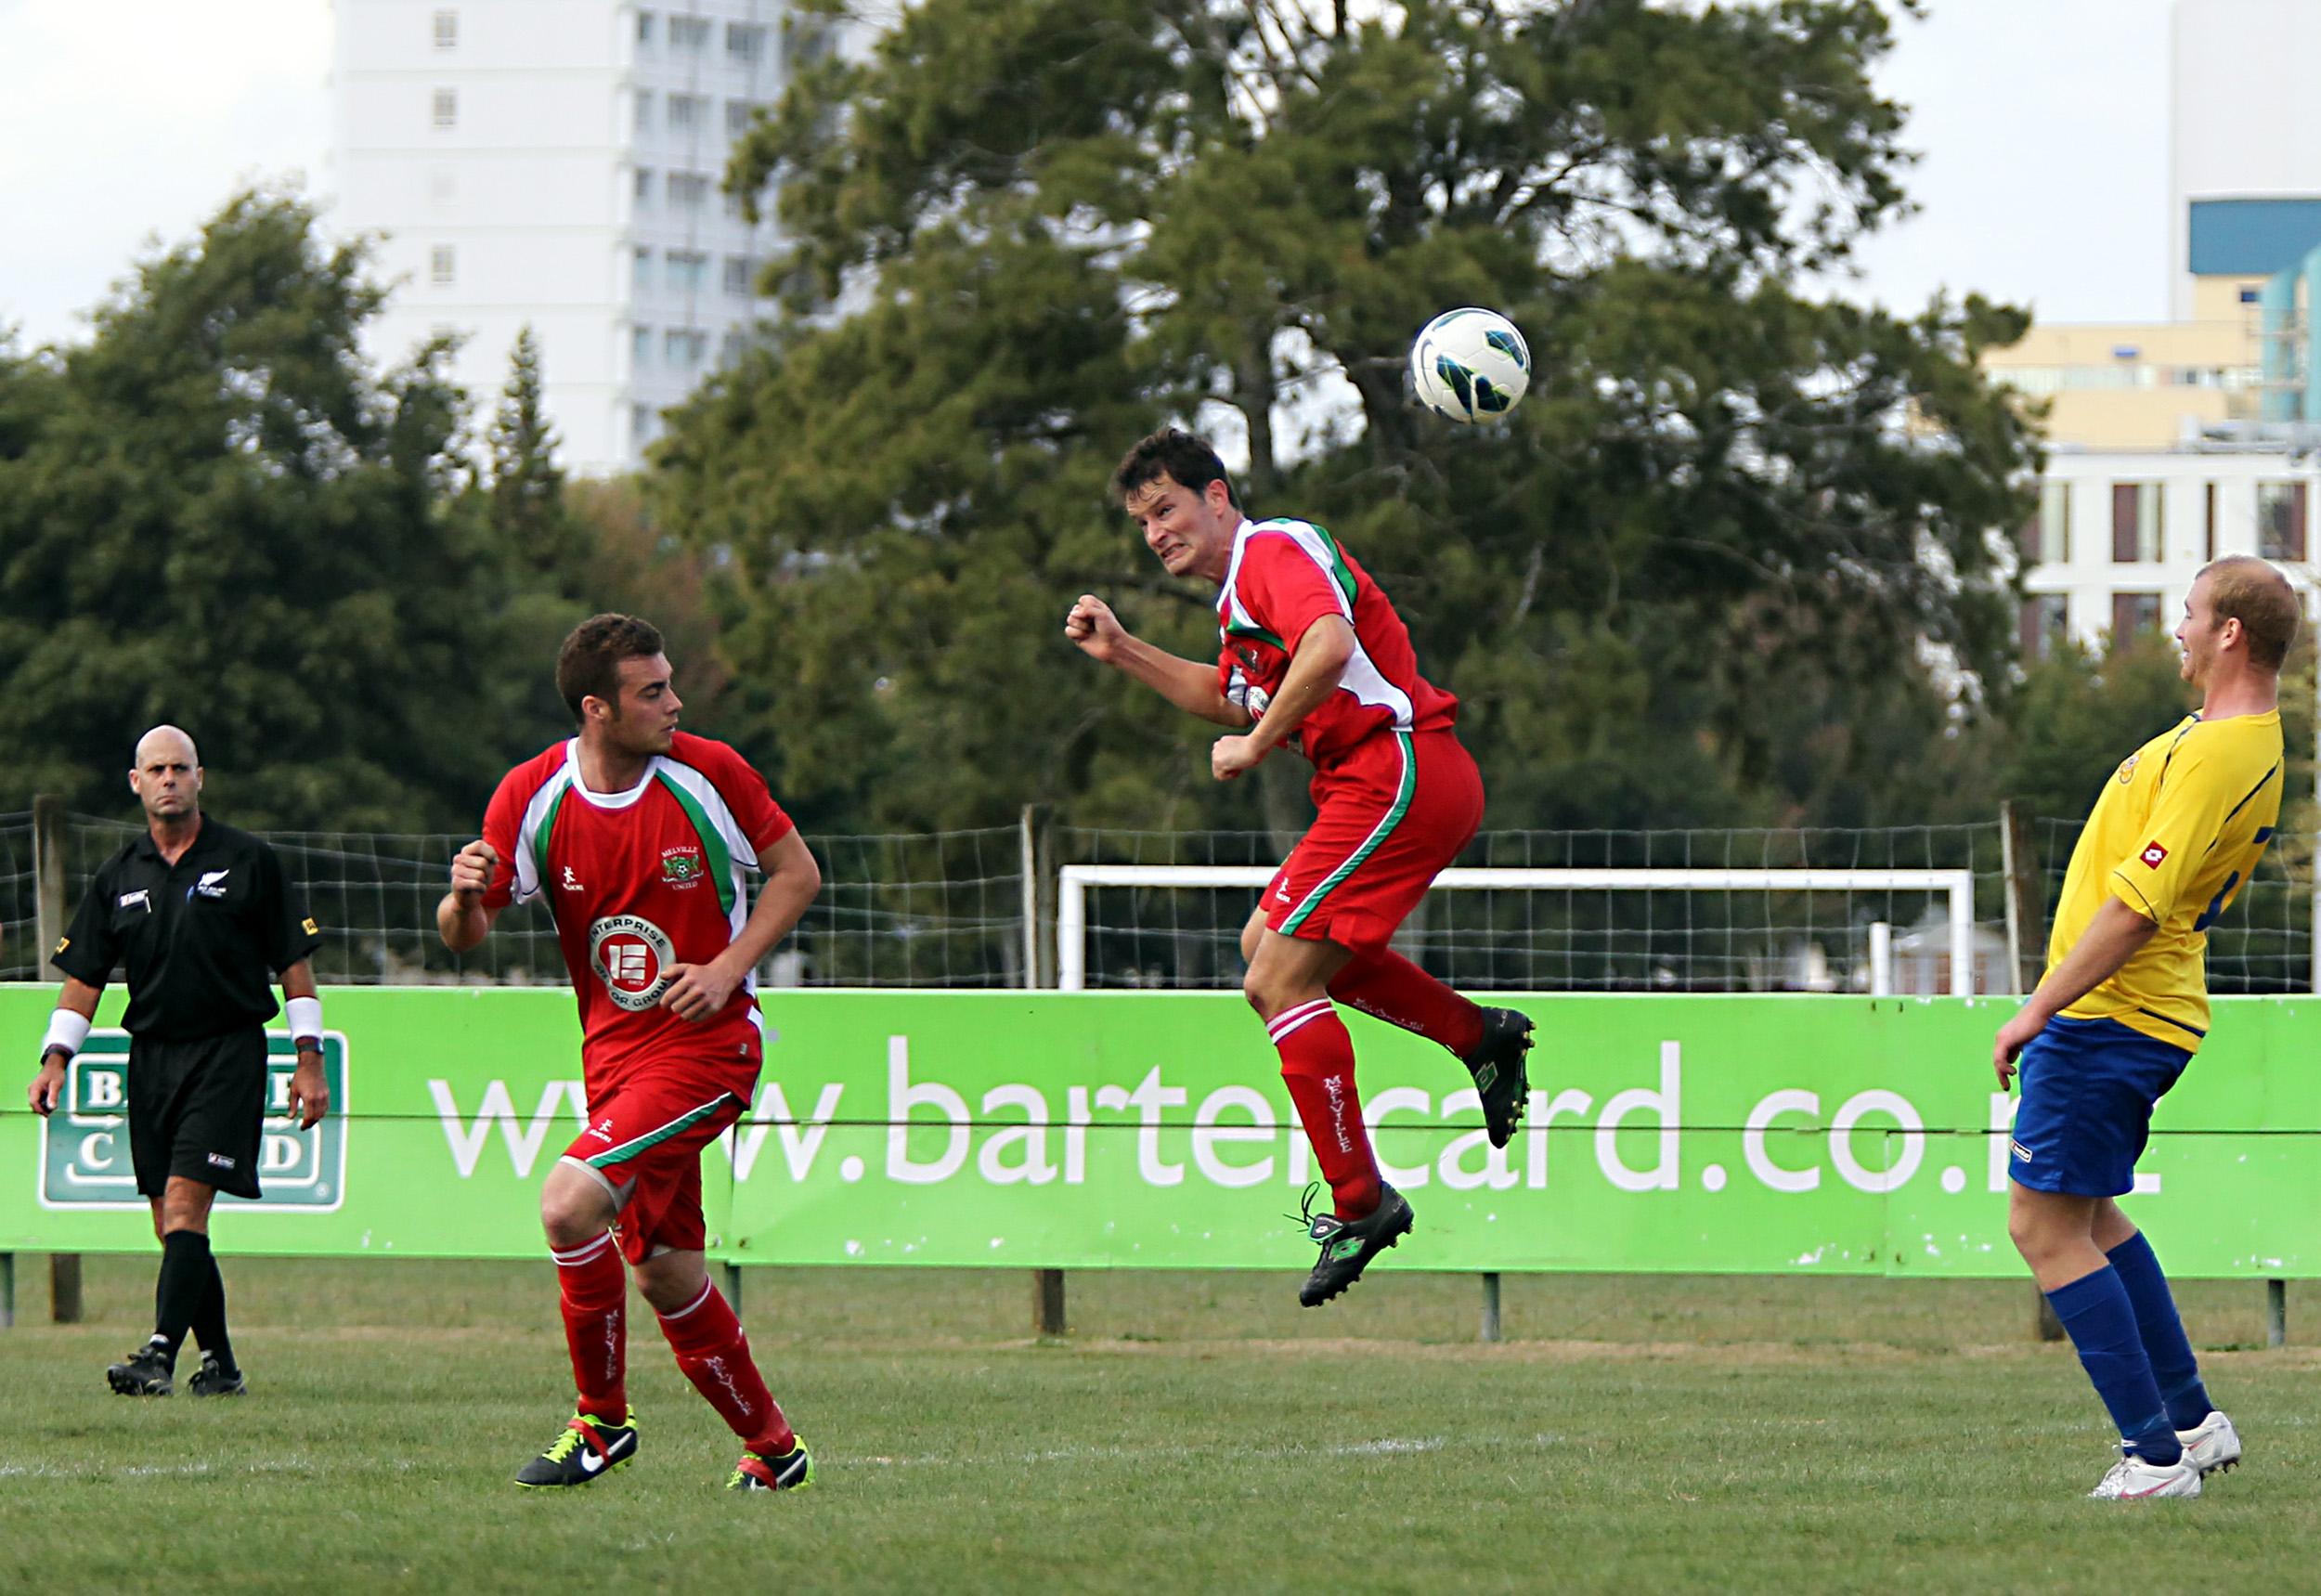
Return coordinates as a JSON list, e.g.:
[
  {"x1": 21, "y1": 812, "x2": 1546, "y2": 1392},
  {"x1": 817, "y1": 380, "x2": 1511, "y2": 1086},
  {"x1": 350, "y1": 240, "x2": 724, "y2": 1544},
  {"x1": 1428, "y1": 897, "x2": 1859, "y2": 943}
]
[{"x1": 589, "y1": 914, "x2": 679, "y2": 1011}]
